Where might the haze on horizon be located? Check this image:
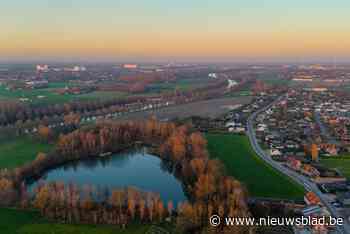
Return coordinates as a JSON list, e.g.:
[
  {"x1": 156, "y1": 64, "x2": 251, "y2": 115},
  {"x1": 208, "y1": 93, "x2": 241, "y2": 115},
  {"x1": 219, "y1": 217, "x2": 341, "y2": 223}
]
[{"x1": 1, "y1": 0, "x2": 350, "y2": 62}]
